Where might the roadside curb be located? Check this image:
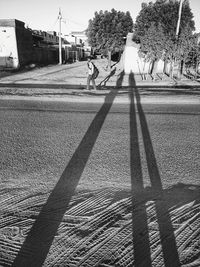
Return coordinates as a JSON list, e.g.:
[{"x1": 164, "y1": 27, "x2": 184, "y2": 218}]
[
  {"x1": 0, "y1": 81, "x2": 200, "y2": 89},
  {"x1": 0, "y1": 94, "x2": 199, "y2": 105}
]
